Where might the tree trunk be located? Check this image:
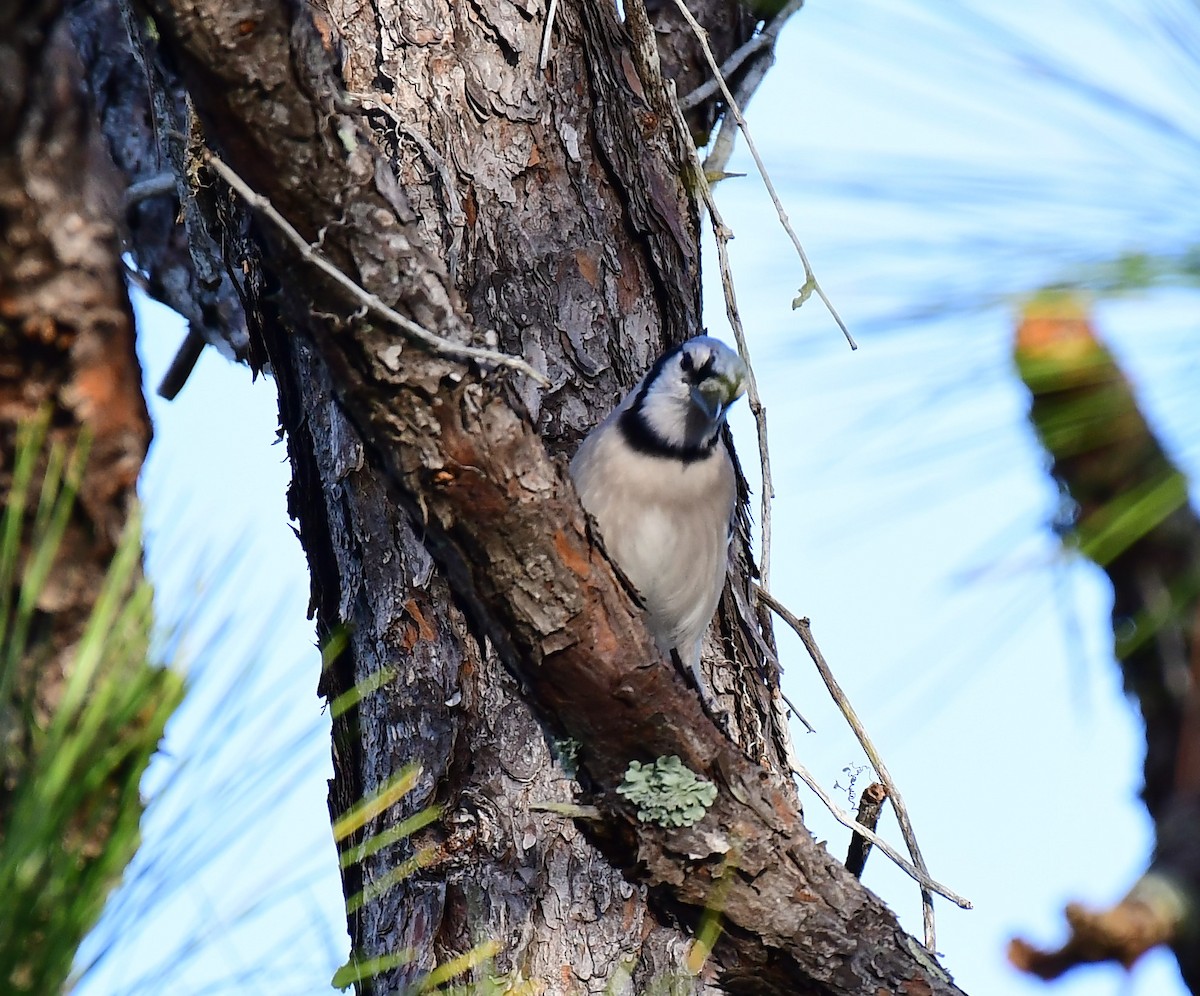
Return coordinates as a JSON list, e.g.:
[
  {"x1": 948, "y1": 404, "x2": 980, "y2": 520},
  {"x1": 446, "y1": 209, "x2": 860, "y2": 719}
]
[
  {"x1": 0, "y1": 3, "x2": 176, "y2": 990},
  {"x1": 68, "y1": 0, "x2": 966, "y2": 992}
]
